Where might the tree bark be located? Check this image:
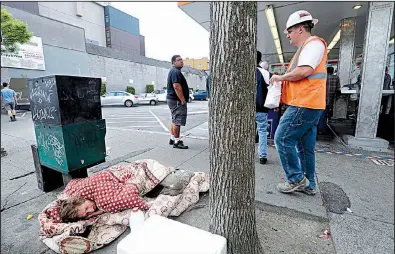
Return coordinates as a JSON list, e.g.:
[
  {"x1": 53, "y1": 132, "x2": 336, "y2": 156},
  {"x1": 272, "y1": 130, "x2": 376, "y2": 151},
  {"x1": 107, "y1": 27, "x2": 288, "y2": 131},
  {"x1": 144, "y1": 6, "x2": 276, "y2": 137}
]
[{"x1": 209, "y1": 2, "x2": 263, "y2": 254}]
